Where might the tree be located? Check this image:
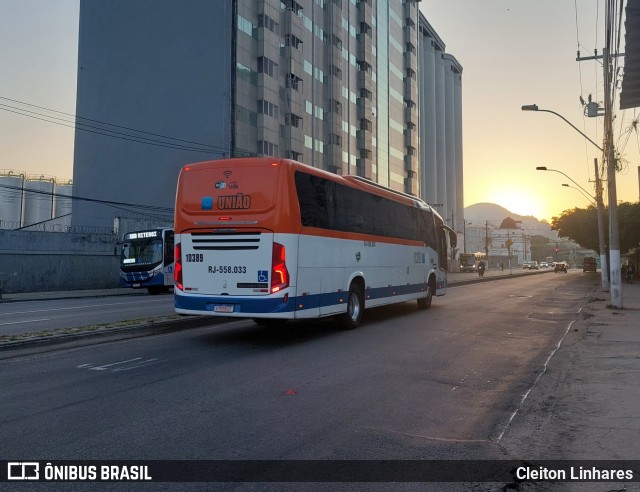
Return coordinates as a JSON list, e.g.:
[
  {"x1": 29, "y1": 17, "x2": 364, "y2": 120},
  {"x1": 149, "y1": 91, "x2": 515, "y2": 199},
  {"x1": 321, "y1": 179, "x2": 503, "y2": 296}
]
[
  {"x1": 551, "y1": 202, "x2": 640, "y2": 254},
  {"x1": 551, "y1": 206, "x2": 600, "y2": 252}
]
